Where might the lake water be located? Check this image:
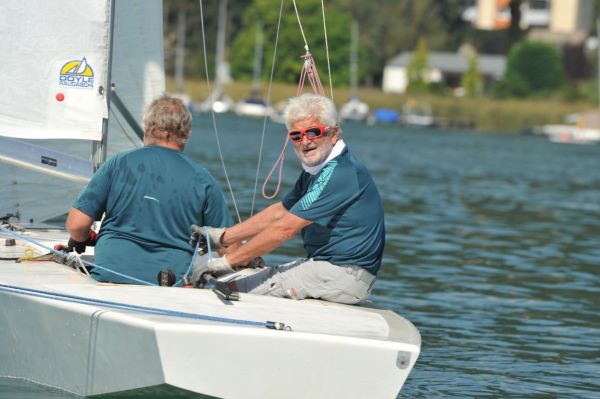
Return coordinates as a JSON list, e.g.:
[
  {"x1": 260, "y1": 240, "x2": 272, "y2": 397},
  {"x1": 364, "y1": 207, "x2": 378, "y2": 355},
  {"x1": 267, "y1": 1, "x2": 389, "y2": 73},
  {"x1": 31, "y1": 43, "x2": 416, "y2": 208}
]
[{"x1": 1, "y1": 113, "x2": 599, "y2": 398}]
